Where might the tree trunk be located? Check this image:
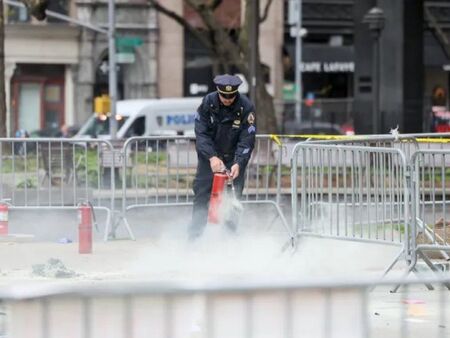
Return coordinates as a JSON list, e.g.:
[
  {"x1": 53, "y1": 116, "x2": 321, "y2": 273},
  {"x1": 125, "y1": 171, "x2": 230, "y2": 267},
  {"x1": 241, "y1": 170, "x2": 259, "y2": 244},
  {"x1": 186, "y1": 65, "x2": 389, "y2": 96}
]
[
  {"x1": 149, "y1": 0, "x2": 279, "y2": 134},
  {"x1": 241, "y1": 0, "x2": 277, "y2": 134},
  {"x1": 256, "y1": 83, "x2": 278, "y2": 134},
  {"x1": 0, "y1": 0, "x2": 6, "y2": 137}
]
